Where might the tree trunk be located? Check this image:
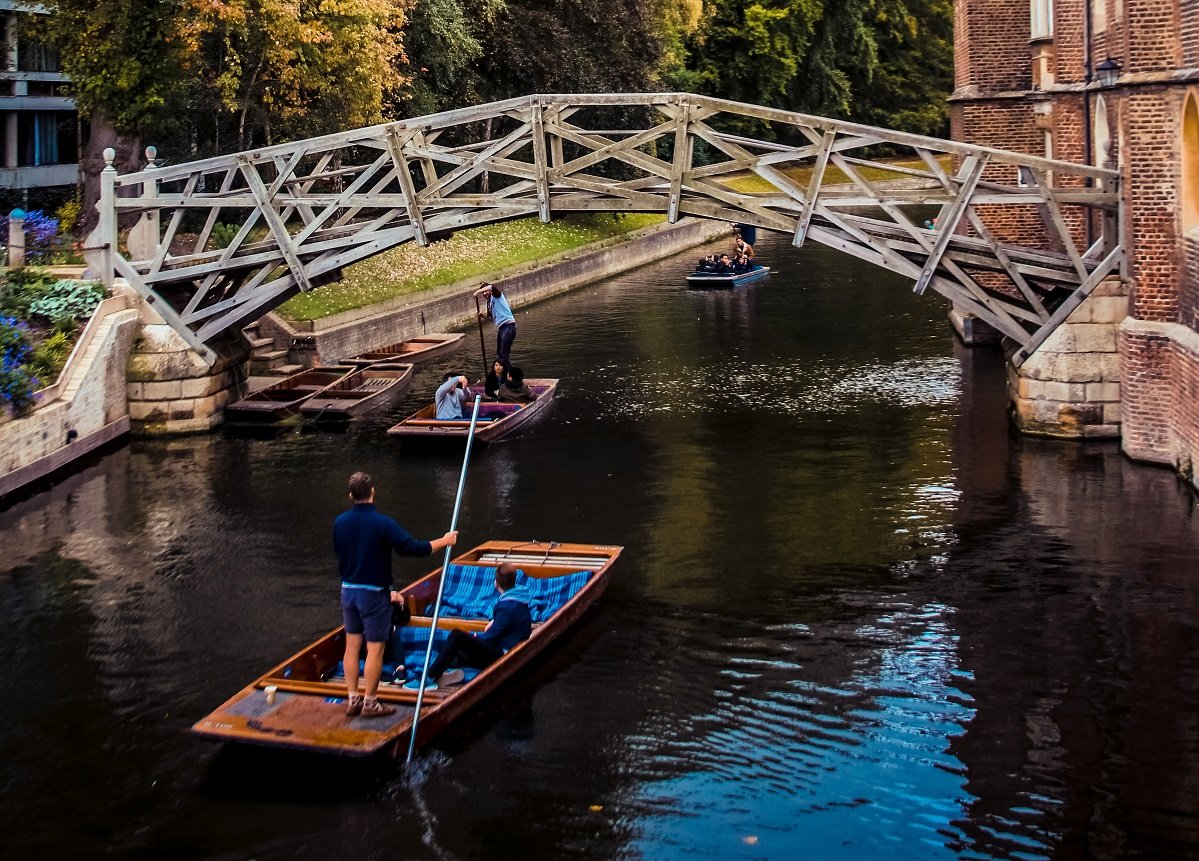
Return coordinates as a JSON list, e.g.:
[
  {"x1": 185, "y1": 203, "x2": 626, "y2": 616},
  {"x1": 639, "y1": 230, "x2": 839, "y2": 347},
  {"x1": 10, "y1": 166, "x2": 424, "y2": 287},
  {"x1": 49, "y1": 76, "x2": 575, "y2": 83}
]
[{"x1": 79, "y1": 110, "x2": 143, "y2": 235}]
